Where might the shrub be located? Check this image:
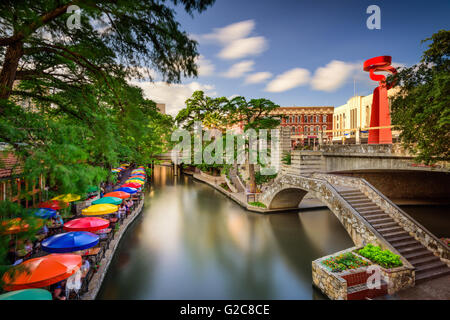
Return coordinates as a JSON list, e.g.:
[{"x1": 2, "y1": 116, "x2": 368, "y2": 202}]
[
  {"x1": 254, "y1": 172, "x2": 277, "y2": 186},
  {"x1": 357, "y1": 244, "x2": 403, "y2": 268},
  {"x1": 248, "y1": 201, "x2": 267, "y2": 208},
  {"x1": 281, "y1": 152, "x2": 291, "y2": 165},
  {"x1": 321, "y1": 252, "x2": 370, "y2": 273}
]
